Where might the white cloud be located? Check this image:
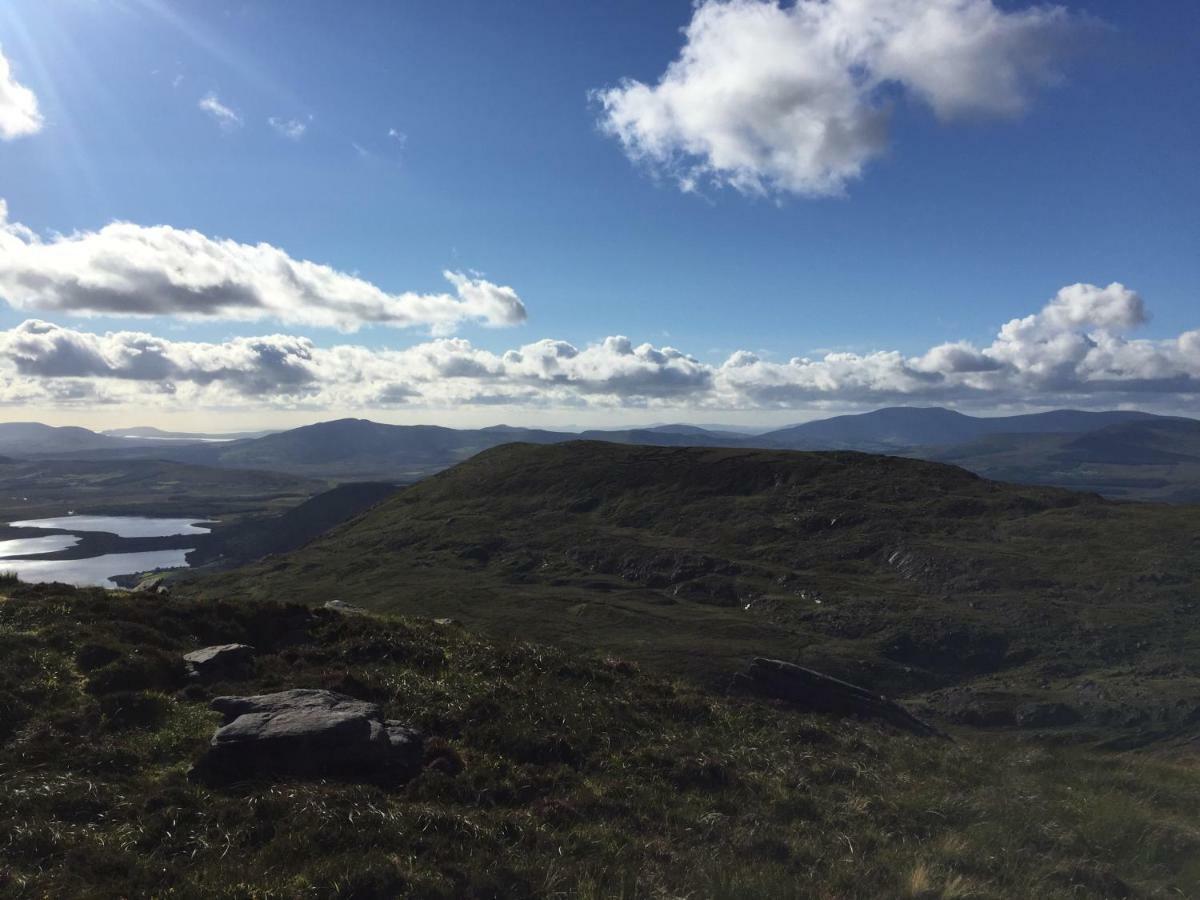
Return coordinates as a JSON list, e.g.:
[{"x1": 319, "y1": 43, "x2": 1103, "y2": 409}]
[
  {"x1": 0, "y1": 283, "x2": 1197, "y2": 414},
  {"x1": 269, "y1": 116, "x2": 307, "y2": 140},
  {"x1": 0, "y1": 203, "x2": 527, "y2": 333},
  {"x1": 199, "y1": 93, "x2": 243, "y2": 130},
  {"x1": 595, "y1": 0, "x2": 1087, "y2": 197},
  {"x1": 0, "y1": 45, "x2": 43, "y2": 140}
]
